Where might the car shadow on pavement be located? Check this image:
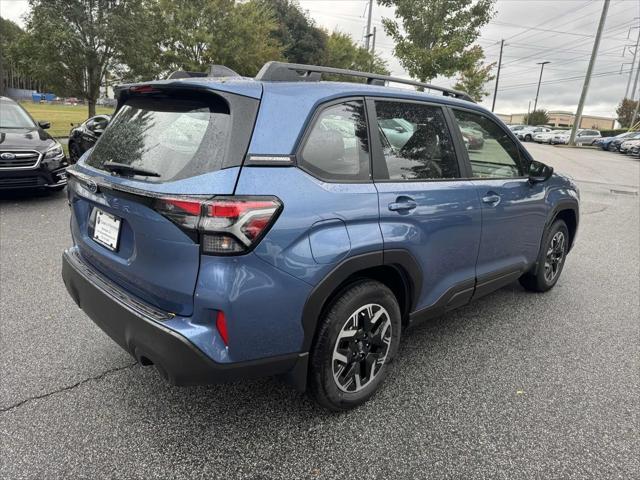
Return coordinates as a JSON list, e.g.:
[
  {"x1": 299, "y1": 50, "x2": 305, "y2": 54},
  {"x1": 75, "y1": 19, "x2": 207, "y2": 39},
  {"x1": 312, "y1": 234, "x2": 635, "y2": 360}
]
[{"x1": 116, "y1": 281, "x2": 534, "y2": 425}]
